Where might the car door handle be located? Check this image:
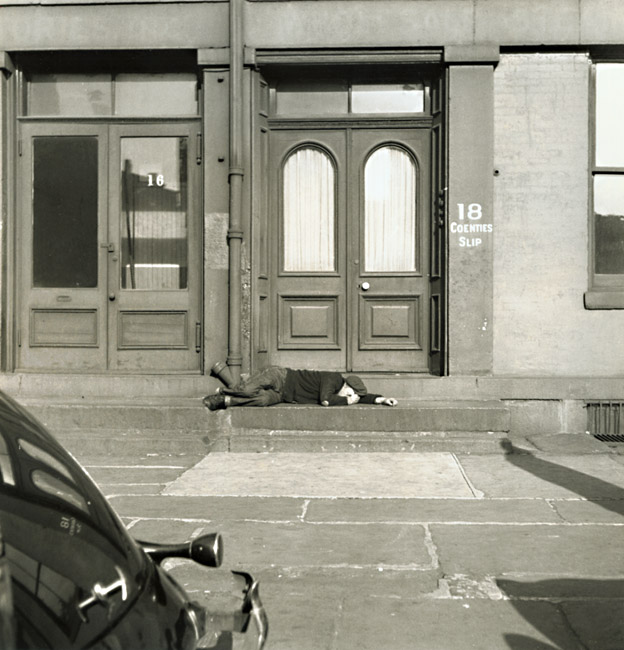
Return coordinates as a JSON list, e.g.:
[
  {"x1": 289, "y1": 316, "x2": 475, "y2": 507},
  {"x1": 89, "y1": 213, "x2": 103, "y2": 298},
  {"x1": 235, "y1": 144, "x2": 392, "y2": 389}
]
[{"x1": 77, "y1": 566, "x2": 128, "y2": 622}]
